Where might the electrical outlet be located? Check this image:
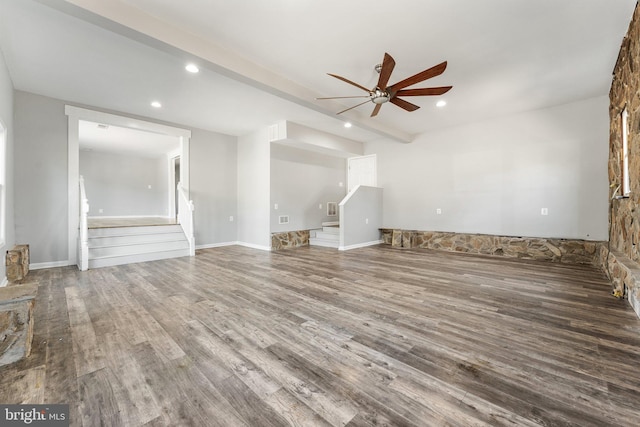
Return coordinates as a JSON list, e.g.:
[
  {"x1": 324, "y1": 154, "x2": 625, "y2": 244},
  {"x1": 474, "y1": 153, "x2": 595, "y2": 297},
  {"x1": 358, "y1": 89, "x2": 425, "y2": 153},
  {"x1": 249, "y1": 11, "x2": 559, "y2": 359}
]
[
  {"x1": 319, "y1": 203, "x2": 322, "y2": 209},
  {"x1": 541, "y1": 208, "x2": 548, "y2": 216},
  {"x1": 229, "y1": 216, "x2": 234, "y2": 222},
  {"x1": 148, "y1": 185, "x2": 152, "y2": 189},
  {"x1": 99, "y1": 208, "x2": 104, "y2": 214},
  {"x1": 436, "y1": 208, "x2": 442, "y2": 215},
  {"x1": 365, "y1": 218, "x2": 369, "y2": 224}
]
